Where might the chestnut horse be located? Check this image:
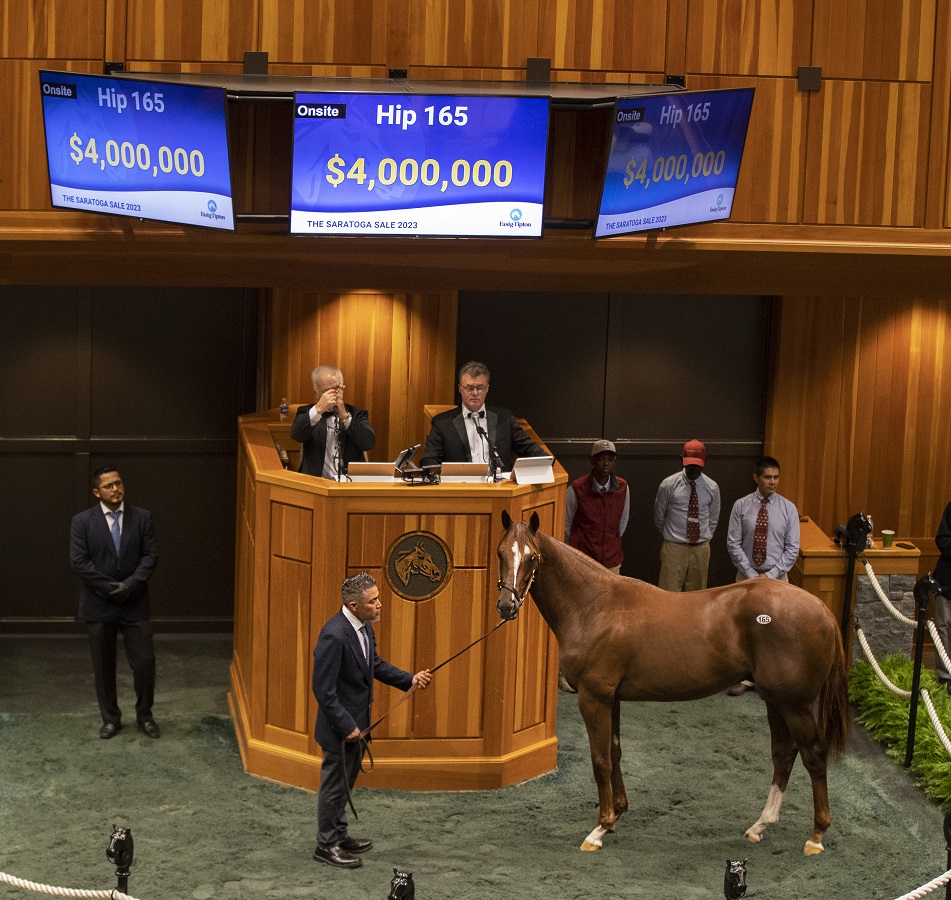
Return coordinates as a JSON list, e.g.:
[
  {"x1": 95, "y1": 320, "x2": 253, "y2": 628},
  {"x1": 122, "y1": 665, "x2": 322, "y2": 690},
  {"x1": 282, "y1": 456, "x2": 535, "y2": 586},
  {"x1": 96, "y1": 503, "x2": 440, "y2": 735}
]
[{"x1": 496, "y1": 511, "x2": 849, "y2": 856}]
